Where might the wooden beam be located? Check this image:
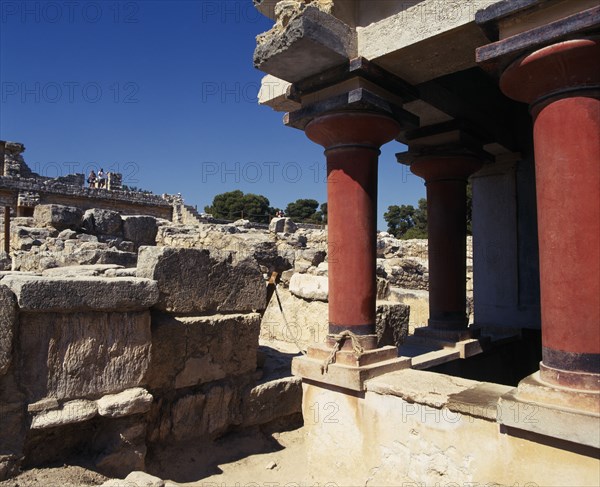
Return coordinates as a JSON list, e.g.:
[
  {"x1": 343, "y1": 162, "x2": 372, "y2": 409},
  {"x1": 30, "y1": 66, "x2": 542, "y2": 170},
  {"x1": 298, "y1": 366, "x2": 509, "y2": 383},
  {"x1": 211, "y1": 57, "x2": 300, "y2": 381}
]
[{"x1": 477, "y1": 5, "x2": 600, "y2": 71}]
